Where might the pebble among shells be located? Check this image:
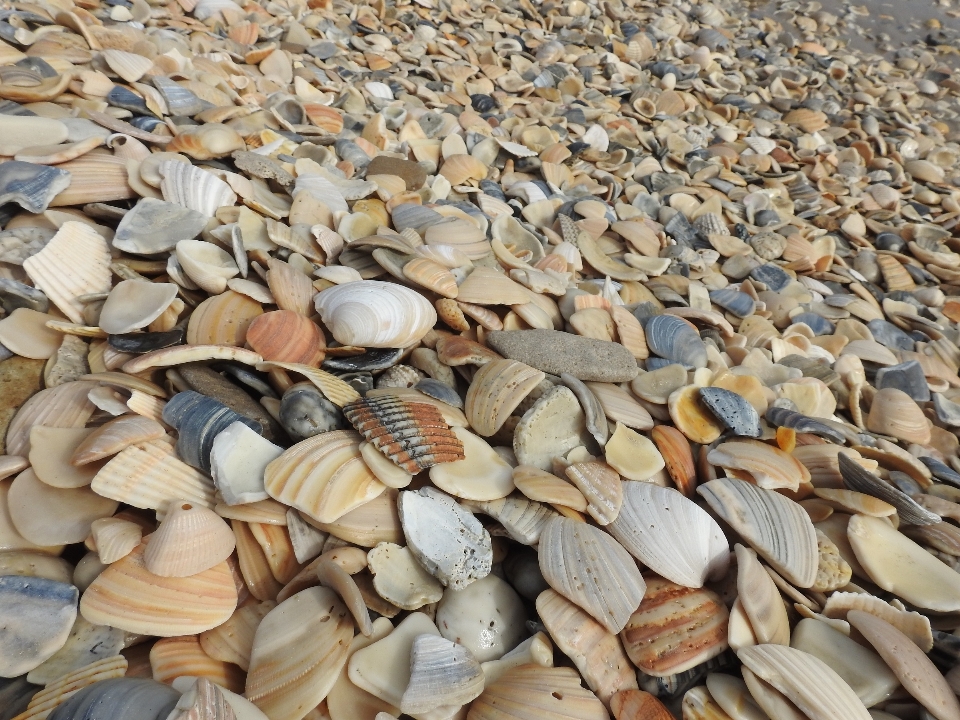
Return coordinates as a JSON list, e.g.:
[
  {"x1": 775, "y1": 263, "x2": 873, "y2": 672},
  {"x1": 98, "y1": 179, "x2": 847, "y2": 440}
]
[{"x1": 3, "y1": 0, "x2": 960, "y2": 716}]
